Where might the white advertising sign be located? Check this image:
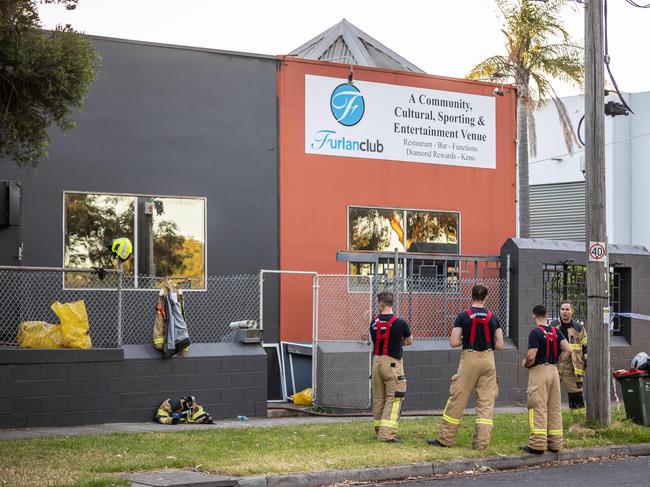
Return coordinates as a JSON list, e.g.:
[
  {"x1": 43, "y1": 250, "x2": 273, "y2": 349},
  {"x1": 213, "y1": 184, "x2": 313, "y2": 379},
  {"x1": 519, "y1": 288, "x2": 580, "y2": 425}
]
[{"x1": 305, "y1": 75, "x2": 496, "y2": 168}]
